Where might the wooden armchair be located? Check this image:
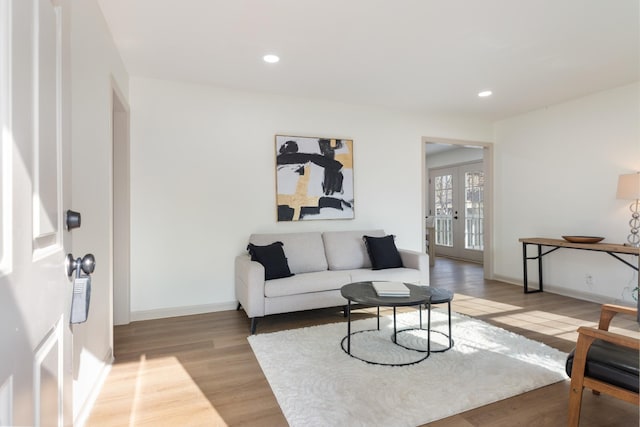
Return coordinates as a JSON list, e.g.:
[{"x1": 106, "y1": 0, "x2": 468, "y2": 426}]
[{"x1": 566, "y1": 304, "x2": 639, "y2": 426}]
